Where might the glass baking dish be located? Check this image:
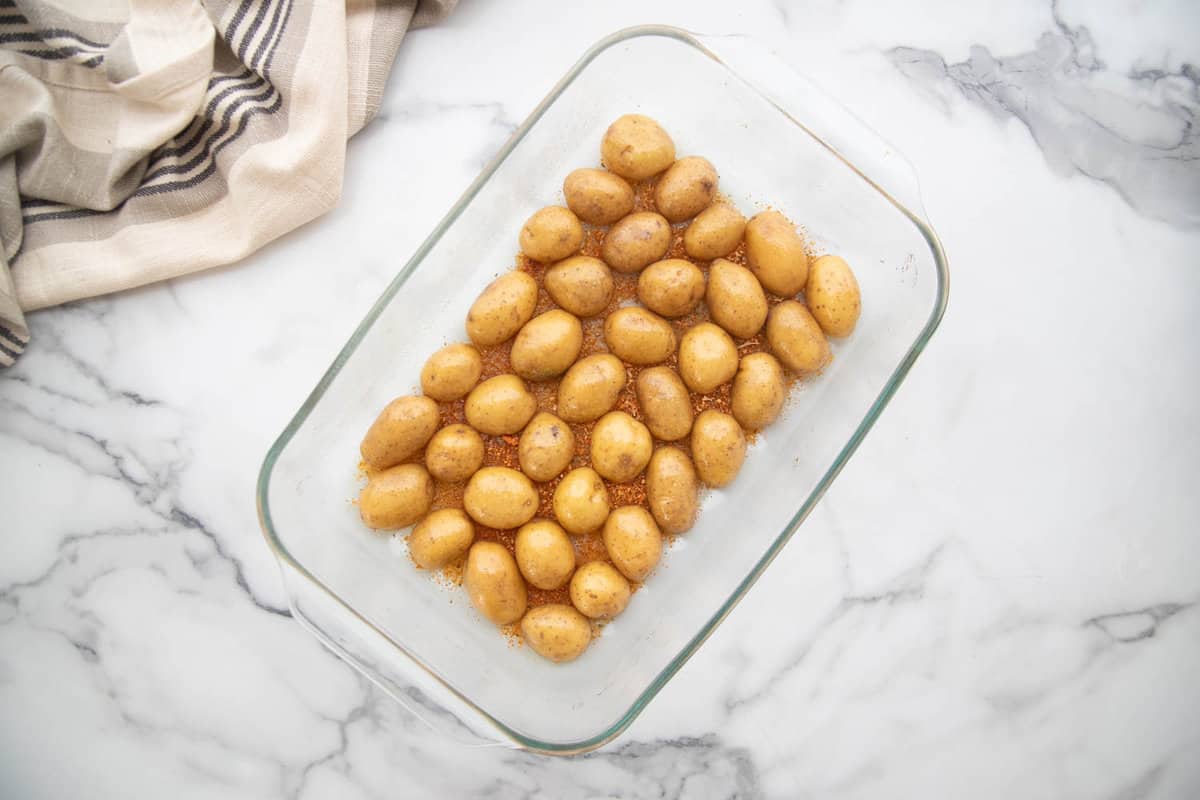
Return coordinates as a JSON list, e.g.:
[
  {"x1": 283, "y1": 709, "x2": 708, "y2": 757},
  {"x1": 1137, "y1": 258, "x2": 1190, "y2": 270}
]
[{"x1": 257, "y1": 25, "x2": 948, "y2": 755}]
